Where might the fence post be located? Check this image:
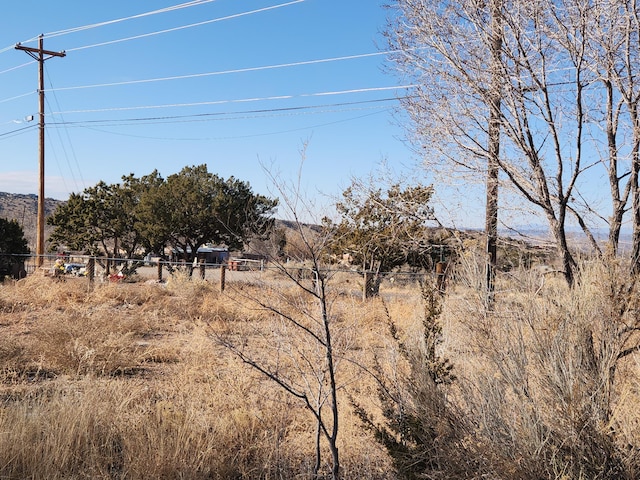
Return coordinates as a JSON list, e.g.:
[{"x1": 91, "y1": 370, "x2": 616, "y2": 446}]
[
  {"x1": 87, "y1": 257, "x2": 95, "y2": 285},
  {"x1": 436, "y1": 261, "x2": 447, "y2": 293},
  {"x1": 363, "y1": 272, "x2": 373, "y2": 301},
  {"x1": 199, "y1": 259, "x2": 206, "y2": 280},
  {"x1": 312, "y1": 268, "x2": 319, "y2": 295},
  {"x1": 220, "y1": 265, "x2": 226, "y2": 292},
  {"x1": 157, "y1": 261, "x2": 163, "y2": 282}
]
